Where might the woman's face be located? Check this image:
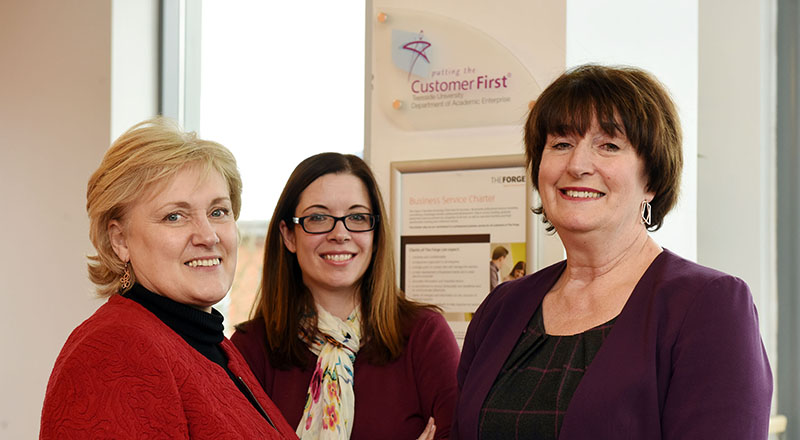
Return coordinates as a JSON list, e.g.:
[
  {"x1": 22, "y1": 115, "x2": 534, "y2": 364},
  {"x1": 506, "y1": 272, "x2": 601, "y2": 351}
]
[
  {"x1": 513, "y1": 268, "x2": 525, "y2": 279},
  {"x1": 109, "y1": 165, "x2": 237, "y2": 311},
  {"x1": 280, "y1": 173, "x2": 375, "y2": 301},
  {"x1": 538, "y1": 118, "x2": 653, "y2": 236}
]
